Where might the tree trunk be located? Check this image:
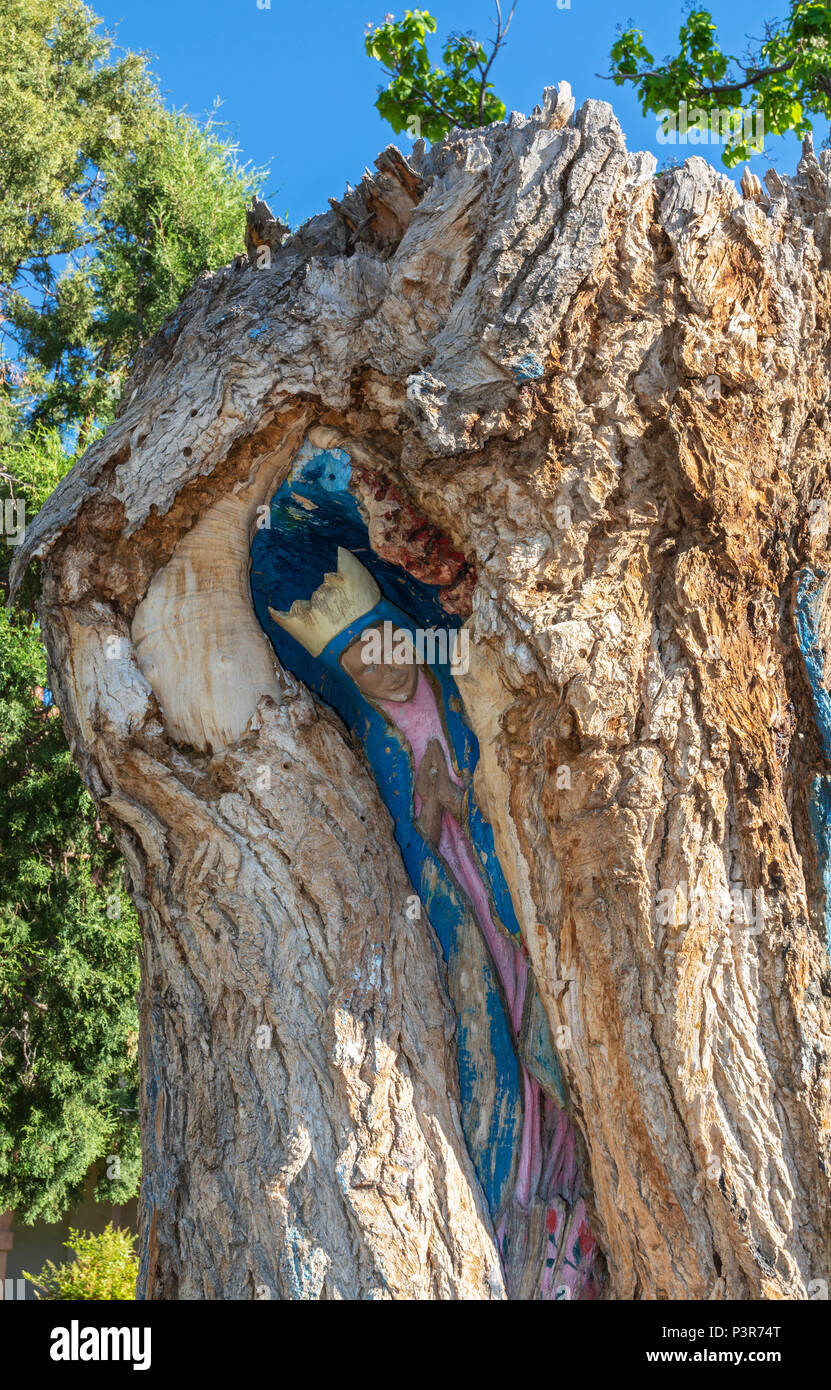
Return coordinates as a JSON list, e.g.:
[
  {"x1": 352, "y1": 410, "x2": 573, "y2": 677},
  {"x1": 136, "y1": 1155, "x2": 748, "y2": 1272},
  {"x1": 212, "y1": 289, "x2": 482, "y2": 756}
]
[{"x1": 11, "y1": 87, "x2": 831, "y2": 1299}]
